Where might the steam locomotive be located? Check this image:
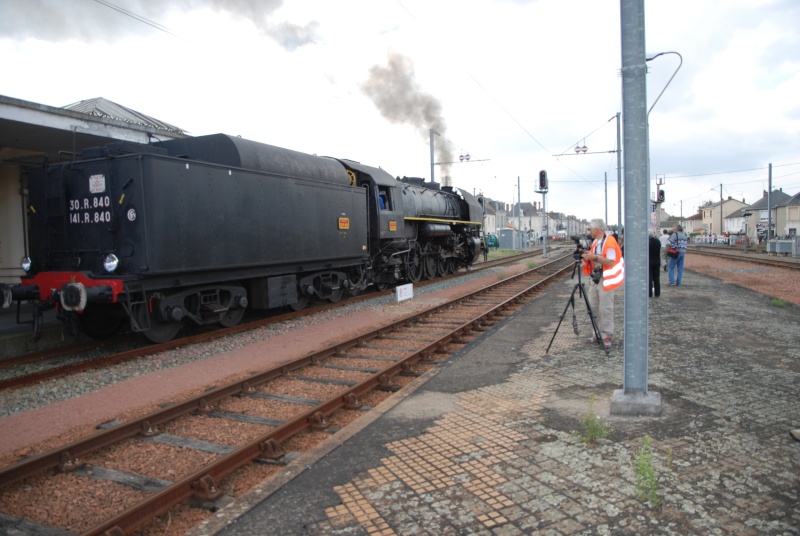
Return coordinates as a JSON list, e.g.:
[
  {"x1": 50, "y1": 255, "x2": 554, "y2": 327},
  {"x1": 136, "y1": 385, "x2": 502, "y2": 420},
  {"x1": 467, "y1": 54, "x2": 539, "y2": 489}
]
[{"x1": 1, "y1": 134, "x2": 484, "y2": 342}]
